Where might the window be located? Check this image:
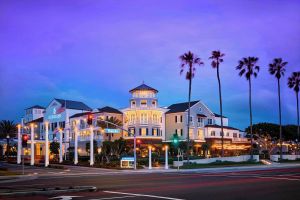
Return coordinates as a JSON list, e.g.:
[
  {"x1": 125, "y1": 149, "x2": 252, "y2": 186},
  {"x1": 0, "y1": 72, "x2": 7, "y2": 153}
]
[
  {"x1": 239, "y1": 134, "x2": 241, "y2": 138},
  {"x1": 233, "y1": 133, "x2": 238, "y2": 138},
  {"x1": 131, "y1": 101, "x2": 136, "y2": 108},
  {"x1": 220, "y1": 131, "x2": 224, "y2": 136},
  {"x1": 190, "y1": 116, "x2": 193, "y2": 122},
  {"x1": 208, "y1": 119, "x2": 213, "y2": 125},
  {"x1": 226, "y1": 132, "x2": 230, "y2": 137},
  {"x1": 180, "y1": 115, "x2": 183, "y2": 122},
  {"x1": 152, "y1": 101, "x2": 156, "y2": 107},
  {"x1": 153, "y1": 114, "x2": 158, "y2": 123},
  {"x1": 140, "y1": 100, "x2": 147, "y2": 107},
  {"x1": 141, "y1": 113, "x2": 148, "y2": 124},
  {"x1": 175, "y1": 116, "x2": 178, "y2": 123},
  {"x1": 153, "y1": 128, "x2": 157, "y2": 136},
  {"x1": 198, "y1": 129, "x2": 204, "y2": 138},
  {"x1": 129, "y1": 128, "x2": 135, "y2": 136},
  {"x1": 130, "y1": 114, "x2": 135, "y2": 123},
  {"x1": 141, "y1": 128, "x2": 147, "y2": 136},
  {"x1": 175, "y1": 129, "x2": 178, "y2": 135},
  {"x1": 211, "y1": 131, "x2": 216, "y2": 136},
  {"x1": 180, "y1": 129, "x2": 183, "y2": 136}
]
